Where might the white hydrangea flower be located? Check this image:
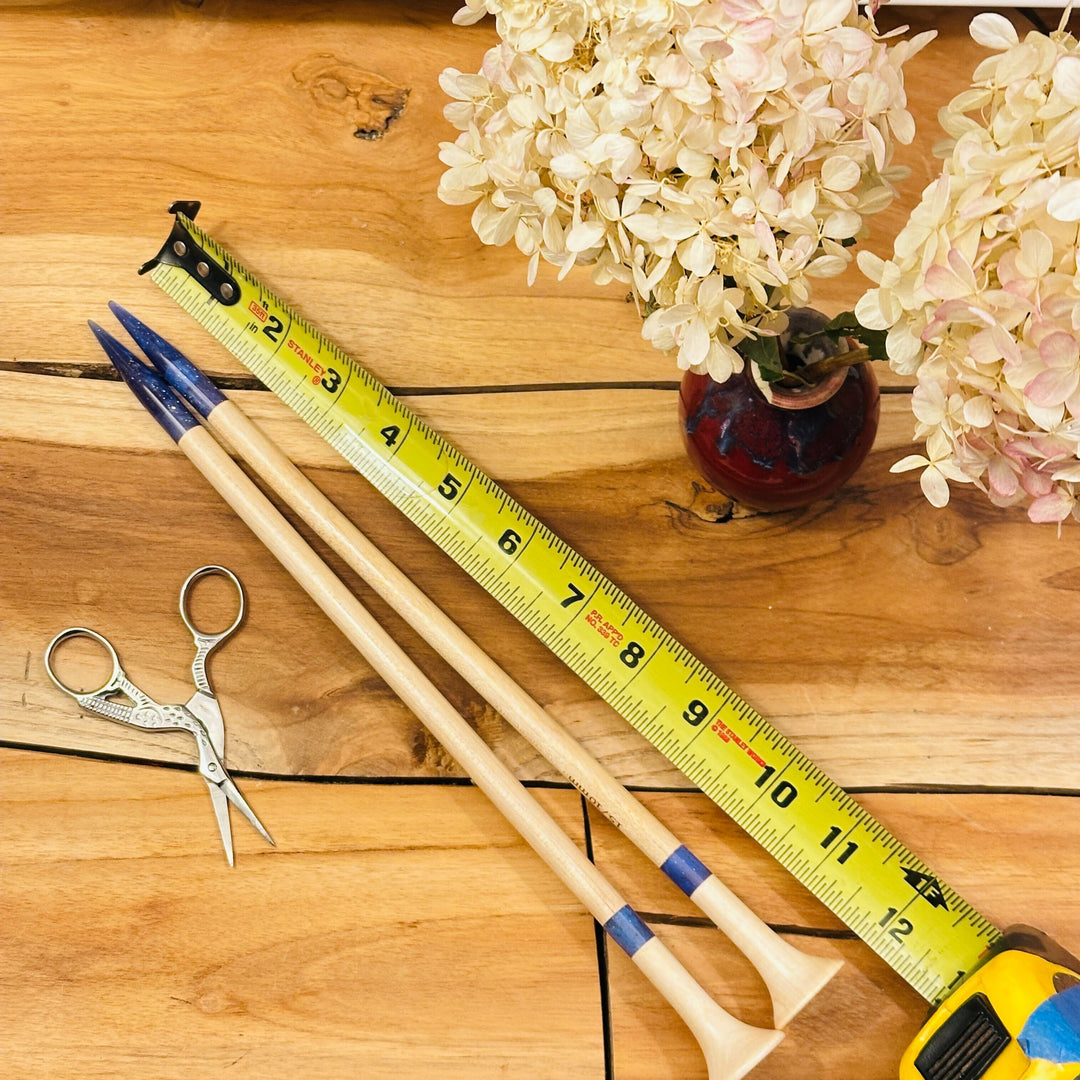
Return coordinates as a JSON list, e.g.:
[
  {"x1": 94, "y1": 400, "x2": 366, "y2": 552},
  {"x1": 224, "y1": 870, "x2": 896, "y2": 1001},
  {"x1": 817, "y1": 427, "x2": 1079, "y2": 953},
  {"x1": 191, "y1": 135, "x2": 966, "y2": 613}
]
[
  {"x1": 860, "y1": 8, "x2": 1080, "y2": 523},
  {"x1": 437, "y1": 0, "x2": 930, "y2": 383}
]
